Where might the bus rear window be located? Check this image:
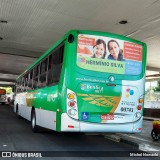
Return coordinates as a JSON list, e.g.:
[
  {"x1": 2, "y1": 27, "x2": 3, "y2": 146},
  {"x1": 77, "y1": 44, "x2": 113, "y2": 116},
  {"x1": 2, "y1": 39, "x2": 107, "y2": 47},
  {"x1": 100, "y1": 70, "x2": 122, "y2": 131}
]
[{"x1": 76, "y1": 34, "x2": 143, "y2": 75}]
